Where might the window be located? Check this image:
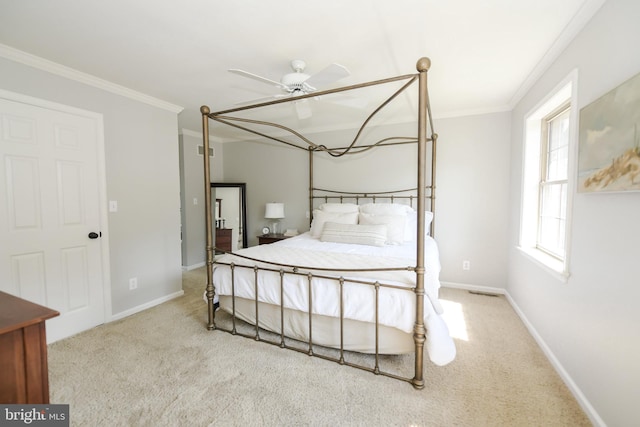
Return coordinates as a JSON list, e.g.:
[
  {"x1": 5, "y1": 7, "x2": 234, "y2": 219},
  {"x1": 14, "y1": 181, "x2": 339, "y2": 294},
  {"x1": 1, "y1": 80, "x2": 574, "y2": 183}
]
[
  {"x1": 538, "y1": 105, "x2": 570, "y2": 259},
  {"x1": 519, "y1": 71, "x2": 577, "y2": 280}
]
